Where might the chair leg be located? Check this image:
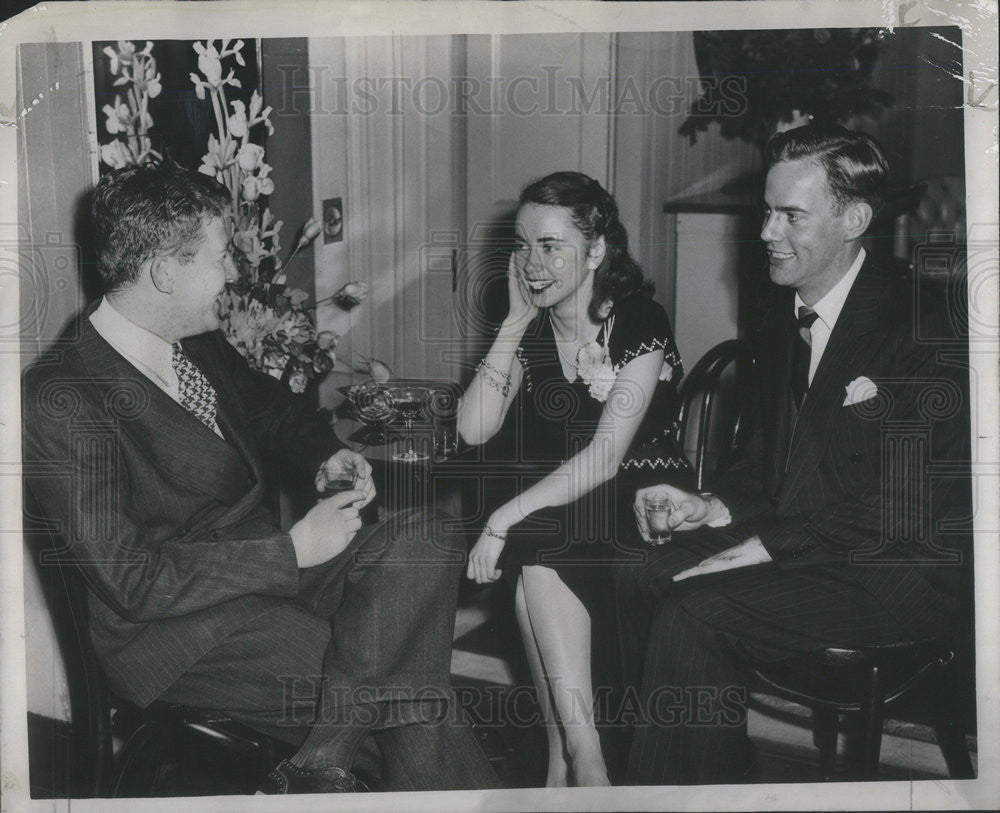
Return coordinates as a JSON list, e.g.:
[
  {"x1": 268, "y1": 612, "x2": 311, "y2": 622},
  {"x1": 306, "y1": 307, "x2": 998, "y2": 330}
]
[
  {"x1": 929, "y1": 664, "x2": 975, "y2": 779},
  {"x1": 811, "y1": 708, "x2": 839, "y2": 778},
  {"x1": 843, "y1": 665, "x2": 885, "y2": 779},
  {"x1": 933, "y1": 720, "x2": 975, "y2": 779},
  {"x1": 111, "y1": 720, "x2": 171, "y2": 797}
]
